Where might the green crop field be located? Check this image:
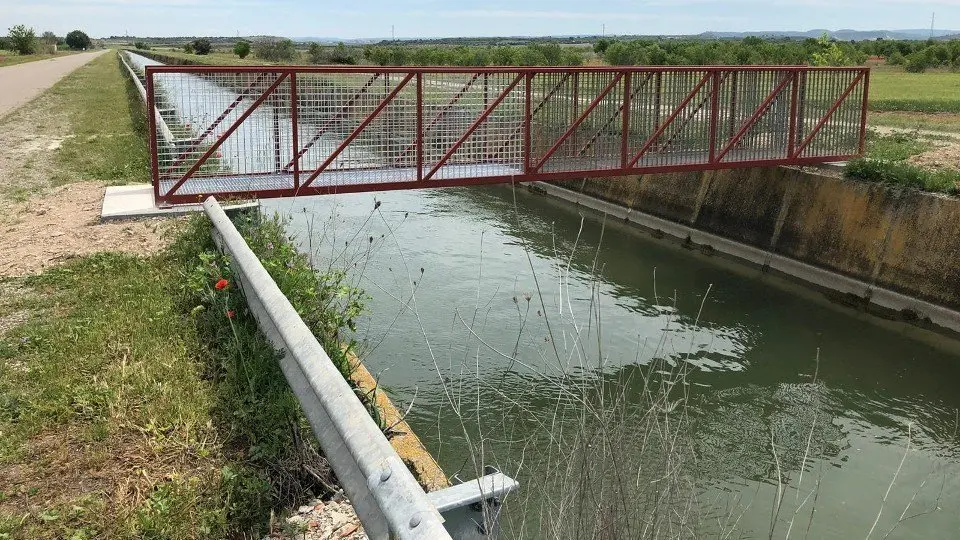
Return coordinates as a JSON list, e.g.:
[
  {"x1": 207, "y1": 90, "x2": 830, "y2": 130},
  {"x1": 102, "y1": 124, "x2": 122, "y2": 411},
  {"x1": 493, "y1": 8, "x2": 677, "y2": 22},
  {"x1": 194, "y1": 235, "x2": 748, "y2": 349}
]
[{"x1": 869, "y1": 69, "x2": 960, "y2": 113}]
